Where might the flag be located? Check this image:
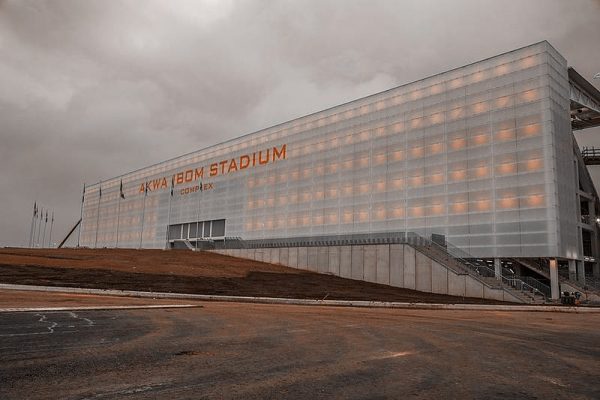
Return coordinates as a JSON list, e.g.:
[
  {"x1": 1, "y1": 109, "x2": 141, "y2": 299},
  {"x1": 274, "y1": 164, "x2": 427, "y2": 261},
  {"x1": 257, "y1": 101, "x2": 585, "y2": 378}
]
[
  {"x1": 144, "y1": 182, "x2": 148, "y2": 196},
  {"x1": 45, "y1": 211, "x2": 48, "y2": 223},
  {"x1": 120, "y1": 180, "x2": 125, "y2": 199},
  {"x1": 82, "y1": 183, "x2": 86, "y2": 203},
  {"x1": 199, "y1": 180, "x2": 203, "y2": 192},
  {"x1": 51, "y1": 211, "x2": 54, "y2": 223},
  {"x1": 170, "y1": 176, "x2": 174, "y2": 196},
  {"x1": 33, "y1": 202, "x2": 37, "y2": 217},
  {"x1": 99, "y1": 186, "x2": 102, "y2": 198}
]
